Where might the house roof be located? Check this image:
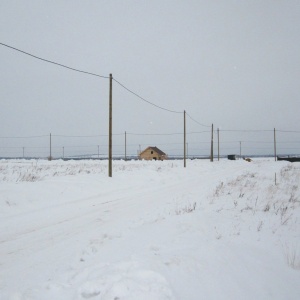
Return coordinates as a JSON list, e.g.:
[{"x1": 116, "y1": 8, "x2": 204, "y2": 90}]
[{"x1": 140, "y1": 146, "x2": 166, "y2": 156}]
